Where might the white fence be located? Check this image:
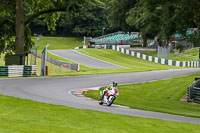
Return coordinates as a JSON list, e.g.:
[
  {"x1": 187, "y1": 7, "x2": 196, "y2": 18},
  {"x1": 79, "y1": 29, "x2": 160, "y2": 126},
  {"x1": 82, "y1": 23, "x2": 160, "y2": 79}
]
[{"x1": 112, "y1": 45, "x2": 199, "y2": 67}]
